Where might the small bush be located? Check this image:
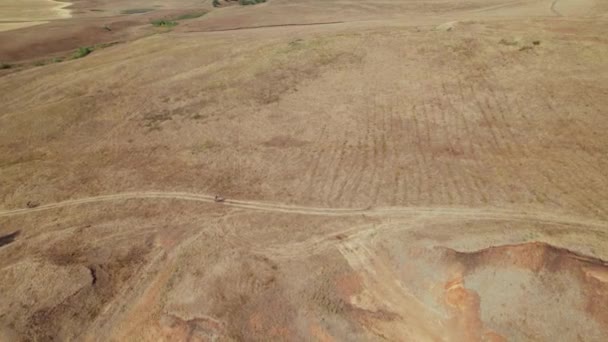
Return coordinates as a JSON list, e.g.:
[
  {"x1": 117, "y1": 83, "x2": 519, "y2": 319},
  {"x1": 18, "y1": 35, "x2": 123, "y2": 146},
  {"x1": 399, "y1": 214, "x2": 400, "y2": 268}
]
[
  {"x1": 151, "y1": 19, "x2": 178, "y2": 27},
  {"x1": 74, "y1": 46, "x2": 93, "y2": 59},
  {"x1": 0, "y1": 63, "x2": 11, "y2": 70},
  {"x1": 213, "y1": 0, "x2": 221, "y2": 7},
  {"x1": 239, "y1": 0, "x2": 266, "y2": 5}
]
